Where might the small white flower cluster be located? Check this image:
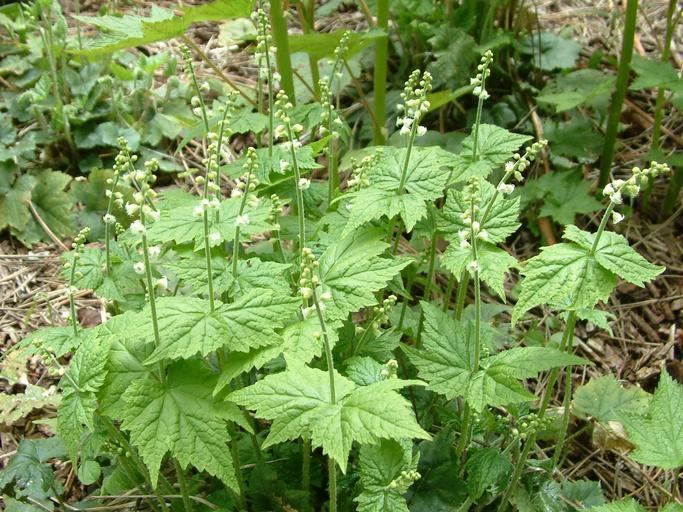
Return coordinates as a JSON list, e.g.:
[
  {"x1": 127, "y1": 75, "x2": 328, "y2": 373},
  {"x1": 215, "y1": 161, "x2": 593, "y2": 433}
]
[
  {"x1": 299, "y1": 248, "x2": 333, "y2": 319},
  {"x1": 380, "y1": 359, "x2": 399, "y2": 380},
  {"x1": 117, "y1": 141, "x2": 160, "y2": 237},
  {"x1": 498, "y1": 138, "x2": 548, "y2": 193},
  {"x1": 396, "y1": 69, "x2": 432, "y2": 137},
  {"x1": 347, "y1": 150, "x2": 382, "y2": 190},
  {"x1": 273, "y1": 90, "x2": 305, "y2": 147},
  {"x1": 387, "y1": 468, "x2": 421, "y2": 491},
  {"x1": 267, "y1": 193, "x2": 283, "y2": 231},
  {"x1": 231, "y1": 147, "x2": 261, "y2": 229},
  {"x1": 252, "y1": 9, "x2": 277, "y2": 81},
  {"x1": 319, "y1": 79, "x2": 345, "y2": 140},
  {"x1": 471, "y1": 50, "x2": 493, "y2": 100},
  {"x1": 370, "y1": 294, "x2": 397, "y2": 335},
  {"x1": 602, "y1": 161, "x2": 670, "y2": 223}
]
